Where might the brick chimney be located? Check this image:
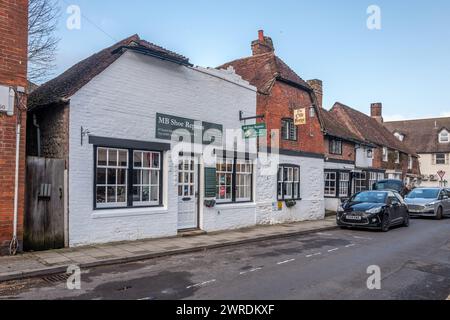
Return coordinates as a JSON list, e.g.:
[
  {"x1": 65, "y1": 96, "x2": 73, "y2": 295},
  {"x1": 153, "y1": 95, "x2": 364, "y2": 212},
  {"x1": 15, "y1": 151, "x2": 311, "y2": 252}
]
[
  {"x1": 371, "y1": 103, "x2": 383, "y2": 123},
  {"x1": 307, "y1": 79, "x2": 323, "y2": 108},
  {"x1": 251, "y1": 30, "x2": 274, "y2": 55}
]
